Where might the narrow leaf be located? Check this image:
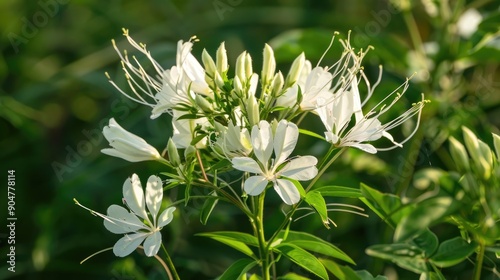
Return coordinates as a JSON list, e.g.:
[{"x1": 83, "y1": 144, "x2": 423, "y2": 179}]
[
  {"x1": 299, "y1": 128, "x2": 326, "y2": 141},
  {"x1": 200, "y1": 191, "x2": 219, "y2": 225},
  {"x1": 218, "y1": 258, "x2": 257, "y2": 280},
  {"x1": 320, "y1": 258, "x2": 361, "y2": 280},
  {"x1": 314, "y1": 186, "x2": 362, "y2": 198},
  {"x1": 305, "y1": 191, "x2": 329, "y2": 228},
  {"x1": 275, "y1": 244, "x2": 329, "y2": 280},
  {"x1": 366, "y1": 243, "x2": 428, "y2": 274}
]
